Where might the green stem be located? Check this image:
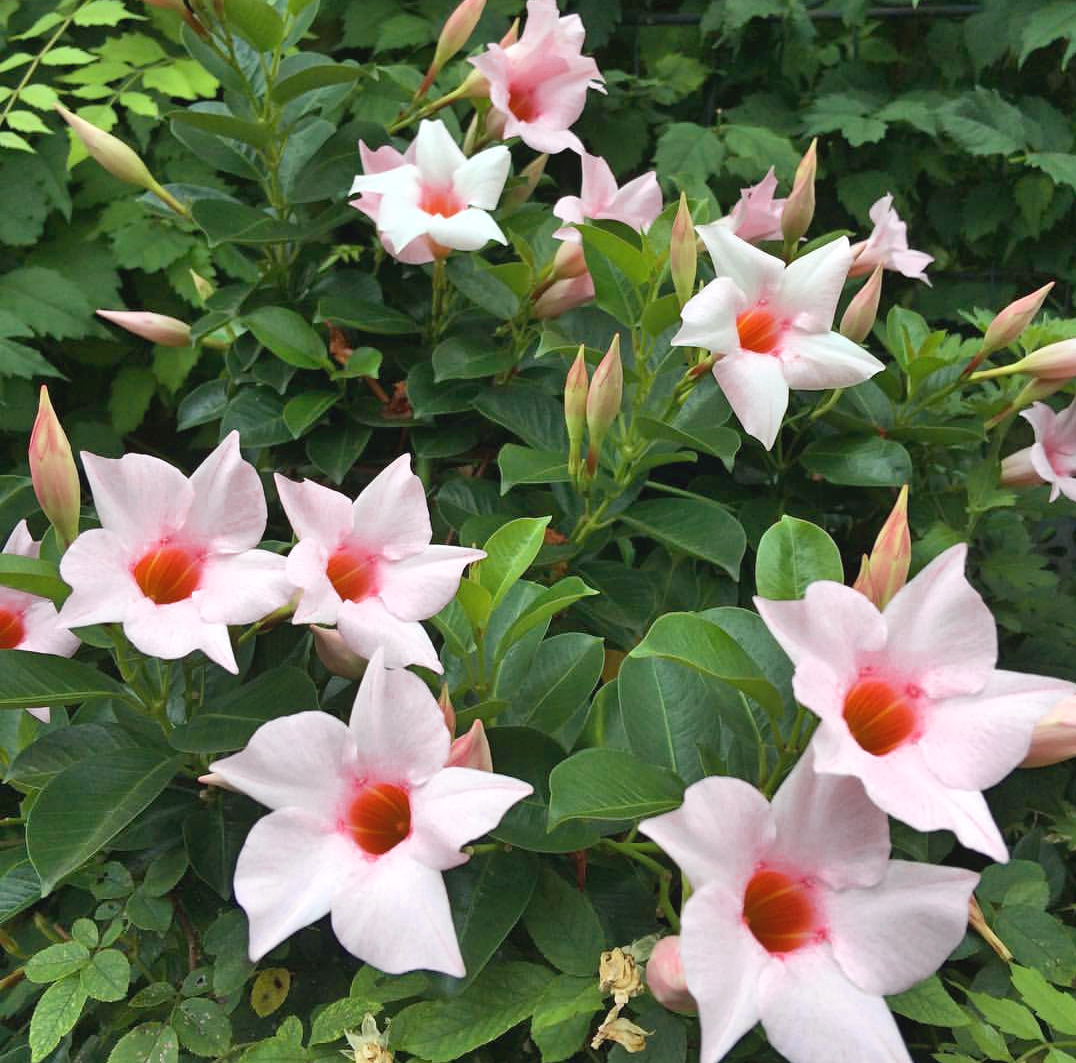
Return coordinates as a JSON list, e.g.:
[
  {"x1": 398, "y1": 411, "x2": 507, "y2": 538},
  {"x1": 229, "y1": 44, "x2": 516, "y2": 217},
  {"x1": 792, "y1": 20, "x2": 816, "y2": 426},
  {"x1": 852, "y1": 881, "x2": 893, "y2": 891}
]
[{"x1": 600, "y1": 840, "x2": 679, "y2": 931}]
